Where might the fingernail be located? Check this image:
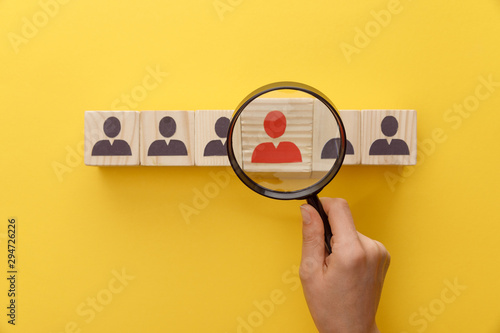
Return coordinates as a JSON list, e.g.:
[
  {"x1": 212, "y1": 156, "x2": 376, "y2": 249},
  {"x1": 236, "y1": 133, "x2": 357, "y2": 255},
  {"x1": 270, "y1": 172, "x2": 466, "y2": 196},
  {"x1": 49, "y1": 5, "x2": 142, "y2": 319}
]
[{"x1": 300, "y1": 205, "x2": 311, "y2": 224}]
